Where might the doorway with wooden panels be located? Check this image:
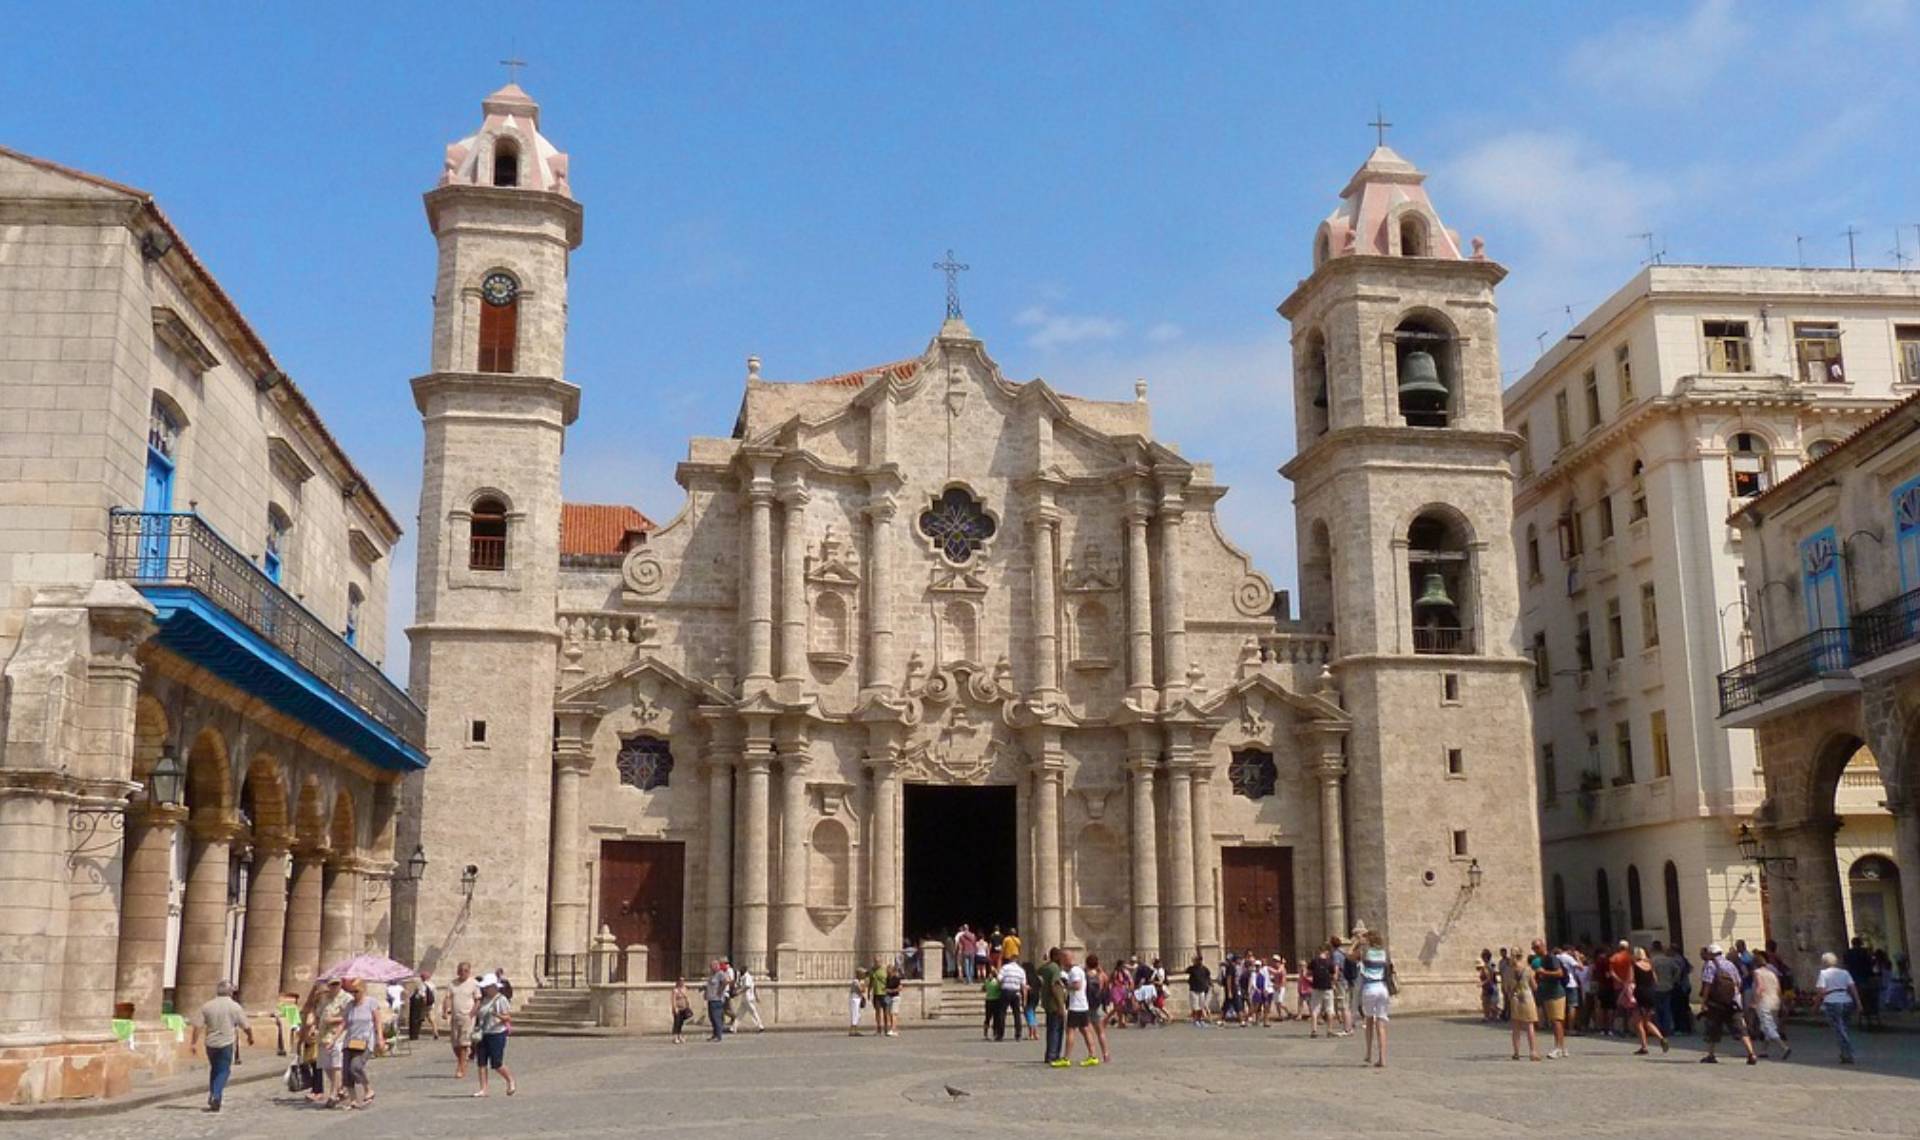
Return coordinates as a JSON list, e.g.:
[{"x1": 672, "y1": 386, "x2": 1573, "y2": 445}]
[
  {"x1": 1221, "y1": 847, "x2": 1295, "y2": 963},
  {"x1": 599, "y1": 840, "x2": 684, "y2": 982}
]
